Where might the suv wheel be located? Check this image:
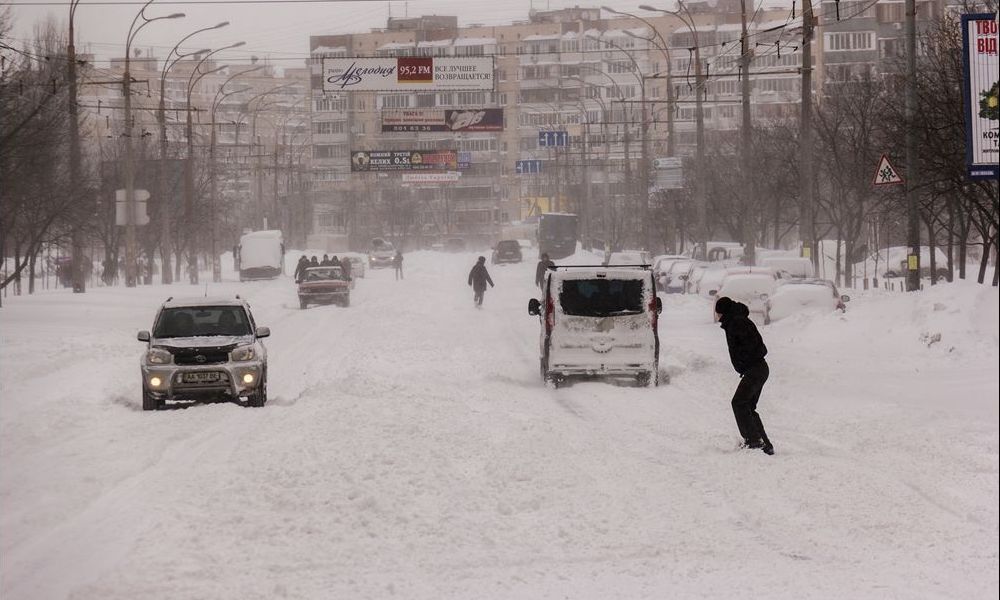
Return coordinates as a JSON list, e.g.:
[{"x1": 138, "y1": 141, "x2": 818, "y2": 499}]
[
  {"x1": 247, "y1": 373, "x2": 267, "y2": 408},
  {"x1": 636, "y1": 371, "x2": 653, "y2": 387},
  {"x1": 299, "y1": 297, "x2": 308, "y2": 309},
  {"x1": 142, "y1": 386, "x2": 161, "y2": 411}
]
